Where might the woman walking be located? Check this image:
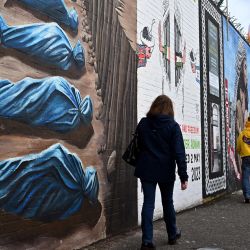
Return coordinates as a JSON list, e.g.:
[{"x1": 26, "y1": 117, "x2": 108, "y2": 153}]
[{"x1": 134, "y1": 95, "x2": 188, "y2": 250}]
